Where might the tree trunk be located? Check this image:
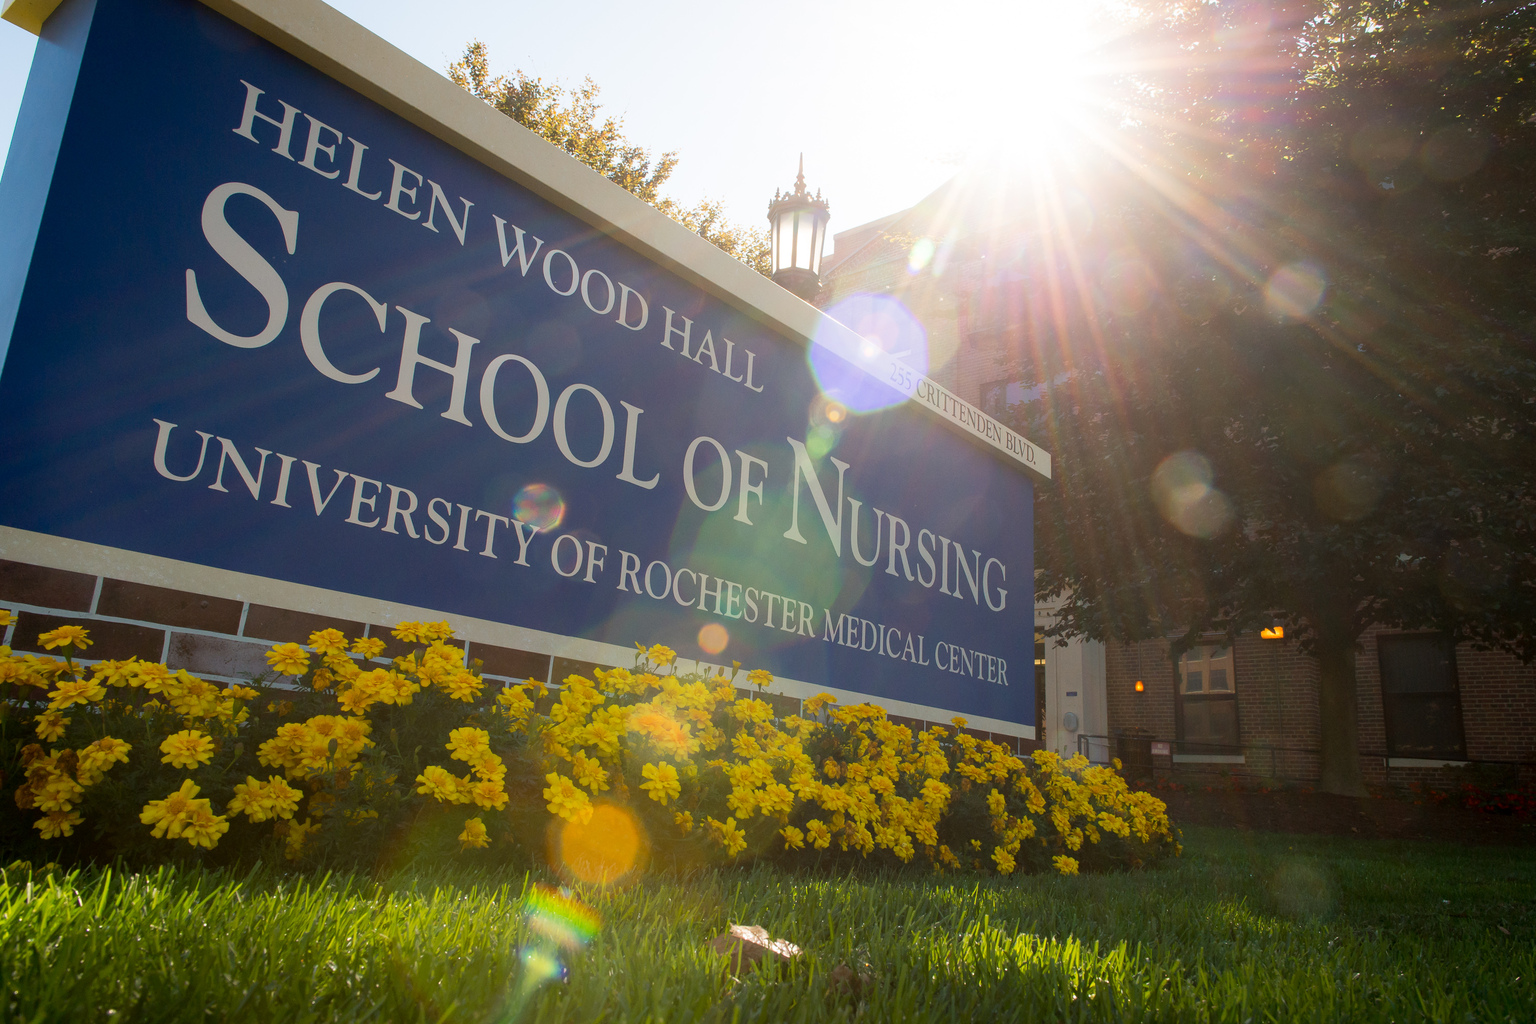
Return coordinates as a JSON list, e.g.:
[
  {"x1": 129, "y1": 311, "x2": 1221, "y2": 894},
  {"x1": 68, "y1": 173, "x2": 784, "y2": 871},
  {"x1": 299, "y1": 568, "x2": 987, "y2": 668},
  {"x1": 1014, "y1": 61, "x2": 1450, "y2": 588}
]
[{"x1": 1314, "y1": 627, "x2": 1368, "y2": 797}]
